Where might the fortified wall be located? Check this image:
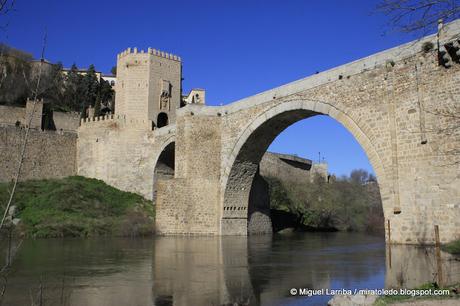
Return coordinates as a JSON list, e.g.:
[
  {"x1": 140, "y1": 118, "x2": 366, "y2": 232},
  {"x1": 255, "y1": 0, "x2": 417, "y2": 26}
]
[
  {"x1": 0, "y1": 99, "x2": 78, "y2": 182},
  {"x1": 260, "y1": 152, "x2": 327, "y2": 183},
  {"x1": 0, "y1": 99, "x2": 80, "y2": 132},
  {"x1": 76, "y1": 48, "x2": 185, "y2": 198},
  {"x1": 0, "y1": 126, "x2": 77, "y2": 182},
  {"x1": 77, "y1": 115, "x2": 175, "y2": 199}
]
